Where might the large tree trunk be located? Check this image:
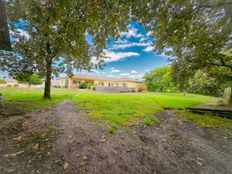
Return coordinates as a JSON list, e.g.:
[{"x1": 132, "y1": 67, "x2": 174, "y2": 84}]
[
  {"x1": 43, "y1": 59, "x2": 52, "y2": 99},
  {"x1": 230, "y1": 85, "x2": 232, "y2": 104}
]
